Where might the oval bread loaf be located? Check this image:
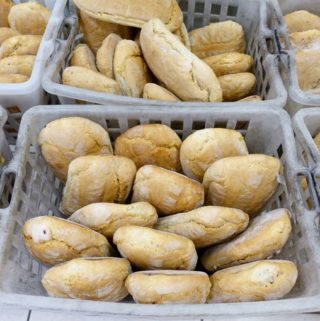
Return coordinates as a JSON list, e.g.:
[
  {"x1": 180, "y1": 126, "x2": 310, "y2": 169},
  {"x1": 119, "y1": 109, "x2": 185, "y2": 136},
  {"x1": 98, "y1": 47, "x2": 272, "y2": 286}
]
[
  {"x1": 174, "y1": 23, "x2": 191, "y2": 49},
  {"x1": 0, "y1": 54, "x2": 35, "y2": 76},
  {"x1": 143, "y1": 83, "x2": 180, "y2": 102},
  {"x1": 207, "y1": 260, "x2": 298, "y2": 303},
  {"x1": 113, "y1": 226, "x2": 198, "y2": 270},
  {"x1": 0, "y1": 27, "x2": 19, "y2": 45},
  {"x1": 201, "y1": 209, "x2": 292, "y2": 271},
  {"x1": 126, "y1": 271, "x2": 211, "y2": 304},
  {"x1": 140, "y1": 19, "x2": 223, "y2": 102},
  {"x1": 62, "y1": 66, "x2": 121, "y2": 95},
  {"x1": 189, "y1": 21, "x2": 246, "y2": 59},
  {"x1": 70, "y1": 44, "x2": 97, "y2": 71},
  {"x1": 61, "y1": 155, "x2": 136, "y2": 215},
  {"x1": 156, "y1": 206, "x2": 249, "y2": 248},
  {"x1": 132, "y1": 165, "x2": 204, "y2": 215},
  {"x1": 180, "y1": 128, "x2": 248, "y2": 181},
  {"x1": 115, "y1": 124, "x2": 182, "y2": 171},
  {"x1": 42, "y1": 257, "x2": 131, "y2": 301},
  {"x1": 0, "y1": 73, "x2": 27, "y2": 83},
  {"x1": 289, "y1": 30, "x2": 320, "y2": 51},
  {"x1": 0, "y1": 0, "x2": 12, "y2": 27},
  {"x1": 284, "y1": 10, "x2": 320, "y2": 34},
  {"x1": 39, "y1": 117, "x2": 113, "y2": 183},
  {"x1": 22, "y1": 216, "x2": 112, "y2": 265},
  {"x1": 203, "y1": 154, "x2": 282, "y2": 215},
  {"x1": 69, "y1": 202, "x2": 158, "y2": 238}
]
